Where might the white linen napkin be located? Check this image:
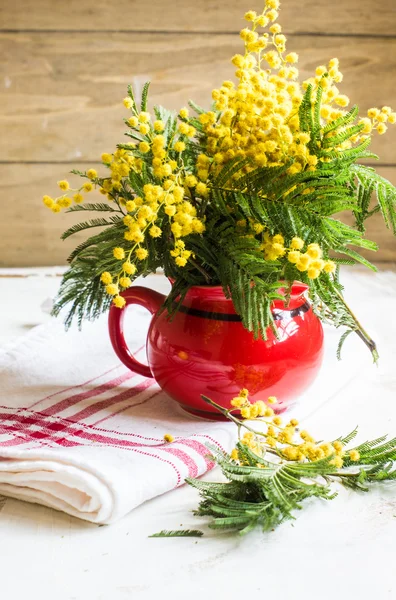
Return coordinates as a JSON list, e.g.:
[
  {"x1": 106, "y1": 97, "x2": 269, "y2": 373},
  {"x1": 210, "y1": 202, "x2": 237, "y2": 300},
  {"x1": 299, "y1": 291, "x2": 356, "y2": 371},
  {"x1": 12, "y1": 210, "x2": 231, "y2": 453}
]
[
  {"x1": 0, "y1": 309, "x2": 235, "y2": 524},
  {"x1": 0, "y1": 270, "x2": 389, "y2": 524}
]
